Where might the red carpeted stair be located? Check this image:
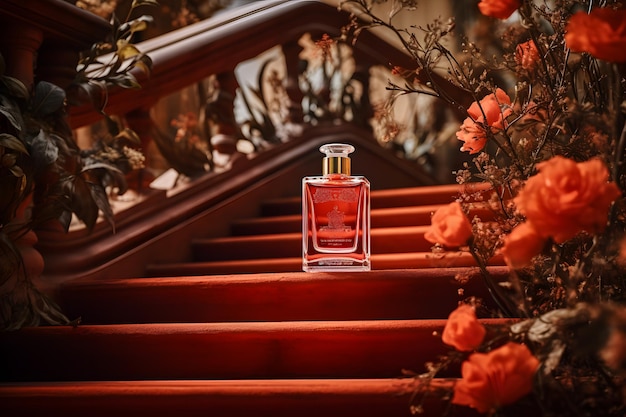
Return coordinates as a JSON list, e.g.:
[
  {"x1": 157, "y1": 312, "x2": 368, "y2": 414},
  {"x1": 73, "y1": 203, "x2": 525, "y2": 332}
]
[{"x1": 0, "y1": 184, "x2": 503, "y2": 417}]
